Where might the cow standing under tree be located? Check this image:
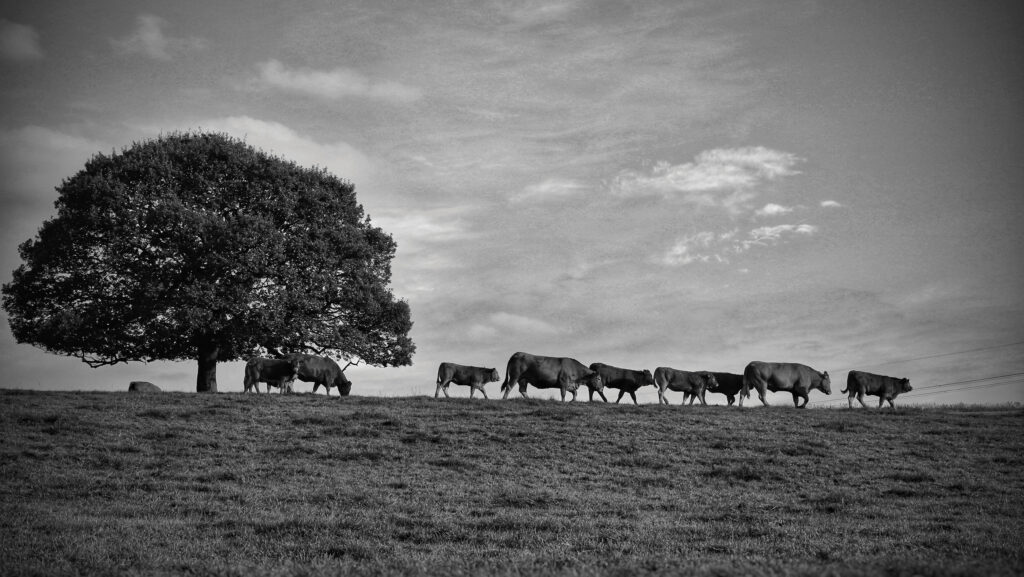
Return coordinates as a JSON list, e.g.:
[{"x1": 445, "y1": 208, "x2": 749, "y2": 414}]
[
  {"x1": 654, "y1": 367, "x2": 718, "y2": 405},
  {"x1": 435, "y1": 363, "x2": 500, "y2": 399},
  {"x1": 589, "y1": 363, "x2": 655, "y2": 404},
  {"x1": 843, "y1": 370, "x2": 912, "y2": 409},
  {"x1": 741, "y1": 361, "x2": 831, "y2": 408},
  {"x1": 501, "y1": 352, "x2": 604, "y2": 402},
  {"x1": 288, "y1": 354, "x2": 353, "y2": 396},
  {"x1": 243, "y1": 357, "x2": 296, "y2": 393}
]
